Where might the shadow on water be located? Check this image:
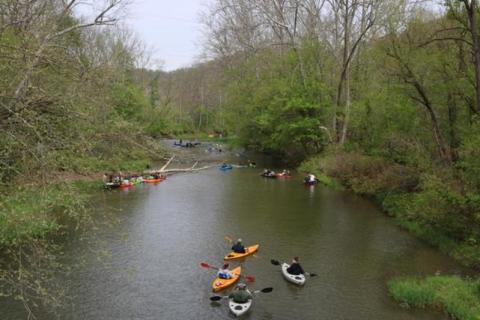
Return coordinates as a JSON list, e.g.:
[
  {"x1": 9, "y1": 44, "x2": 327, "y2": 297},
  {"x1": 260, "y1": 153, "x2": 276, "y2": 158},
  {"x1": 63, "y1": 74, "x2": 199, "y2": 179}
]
[{"x1": 1, "y1": 165, "x2": 464, "y2": 319}]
